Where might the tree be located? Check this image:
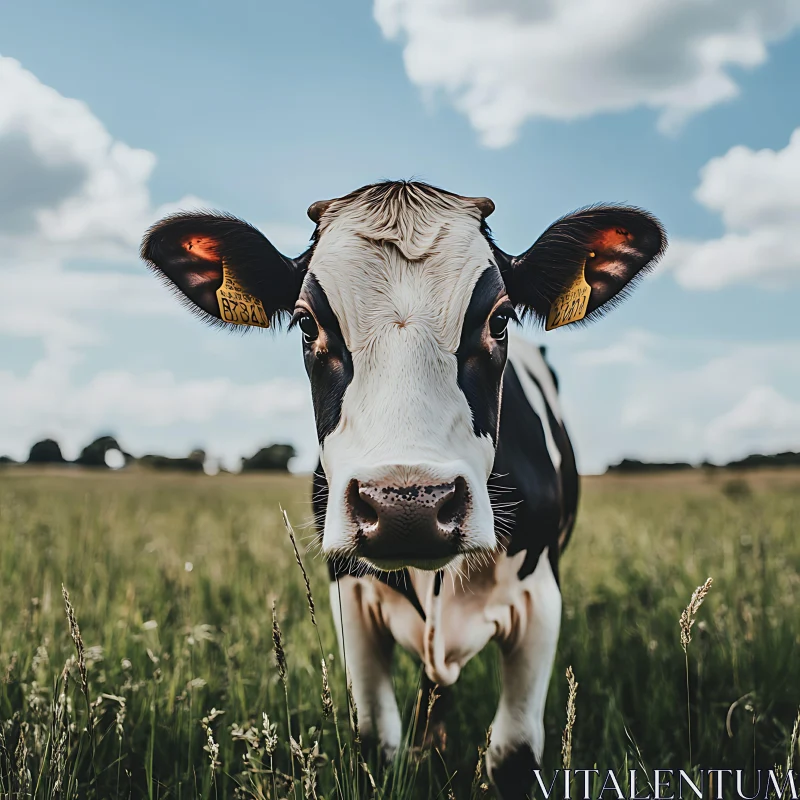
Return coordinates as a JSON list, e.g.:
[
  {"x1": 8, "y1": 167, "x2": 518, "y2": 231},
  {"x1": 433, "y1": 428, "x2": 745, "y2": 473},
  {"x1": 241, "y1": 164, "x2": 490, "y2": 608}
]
[
  {"x1": 75, "y1": 435, "x2": 131, "y2": 468},
  {"x1": 138, "y1": 455, "x2": 205, "y2": 472},
  {"x1": 27, "y1": 439, "x2": 65, "y2": 464},
  {"x1": 606, "y1": 458, "x2": 693, "y2": 473},
  {"x1": 241, "y1": 444, "x2": 296, "y2": 472}
]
